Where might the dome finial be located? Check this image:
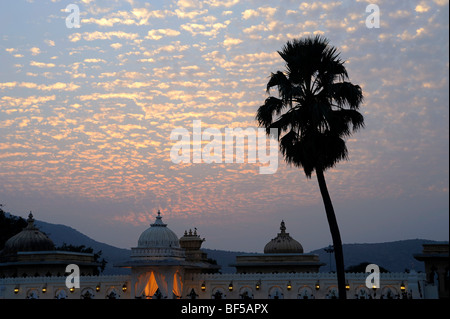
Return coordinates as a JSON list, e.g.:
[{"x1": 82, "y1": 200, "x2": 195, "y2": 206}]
[
  {"x1": 26, "y1": 211, "x2": 35, "y2": 229},
  {"x1": 280, "y1": 220, "x2": 286, "y2": 234},
  {"x1": 151, "y1": 210, "x2": 167, "y2": 227}
]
